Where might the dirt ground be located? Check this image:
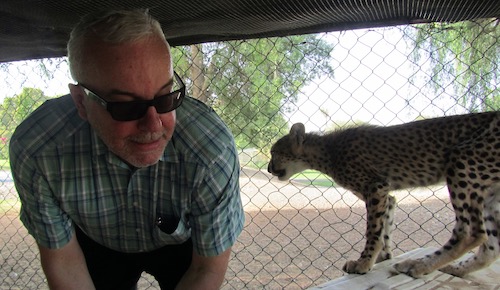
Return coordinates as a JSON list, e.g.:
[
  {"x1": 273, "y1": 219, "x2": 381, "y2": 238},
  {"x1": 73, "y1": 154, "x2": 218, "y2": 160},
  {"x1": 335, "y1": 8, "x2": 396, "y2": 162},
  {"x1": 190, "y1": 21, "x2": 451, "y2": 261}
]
[{"x1": 0, "y1": 168, "x2": 456, "y2": 289}]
